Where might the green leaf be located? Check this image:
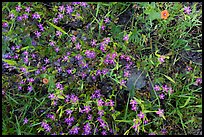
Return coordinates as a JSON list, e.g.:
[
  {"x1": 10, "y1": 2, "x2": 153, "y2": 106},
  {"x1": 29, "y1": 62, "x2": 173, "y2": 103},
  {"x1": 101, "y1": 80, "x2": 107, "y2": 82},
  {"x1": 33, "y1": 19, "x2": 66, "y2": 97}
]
[
  {"x1": 46, "y1": 21, "x2": 67, "y2": 35},
  {"x1": 180, "y1": 97, "x2": 191, "y2": 108},
  {"x1": 2, "y1": 59, "x2": 17, "y2": 66},
  {"x1": 162, "y1": 74, "x2": 176, "y2": 84}
]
